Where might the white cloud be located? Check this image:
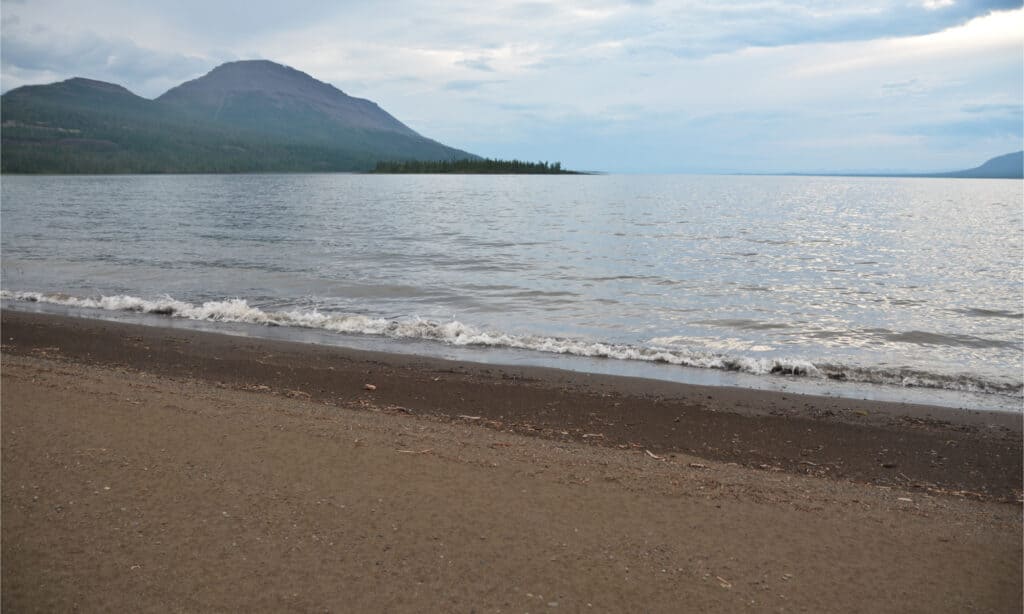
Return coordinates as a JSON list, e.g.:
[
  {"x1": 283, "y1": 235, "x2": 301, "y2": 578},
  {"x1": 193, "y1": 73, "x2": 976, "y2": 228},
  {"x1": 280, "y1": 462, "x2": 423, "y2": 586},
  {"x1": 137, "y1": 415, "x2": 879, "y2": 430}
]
[{"x1": 794, "y1": 8, "x2": 1024, "y2": 78}]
